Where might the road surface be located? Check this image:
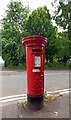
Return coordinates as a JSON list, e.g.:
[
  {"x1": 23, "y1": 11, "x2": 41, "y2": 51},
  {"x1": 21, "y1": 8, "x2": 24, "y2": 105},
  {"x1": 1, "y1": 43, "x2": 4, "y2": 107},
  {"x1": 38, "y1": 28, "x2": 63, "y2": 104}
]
[
  {"x1": 0, "y1": 69, "x2": 70, "y2": 119},
  {"x1": 0, "y1": 70, "x2": 69, "y2": 97}
]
